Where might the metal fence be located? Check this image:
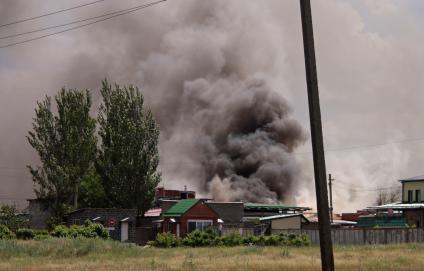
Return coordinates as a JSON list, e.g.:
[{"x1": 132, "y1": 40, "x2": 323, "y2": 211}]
[{"x1": 272, "y1": 228, "x2": 424, "y2": 246}]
